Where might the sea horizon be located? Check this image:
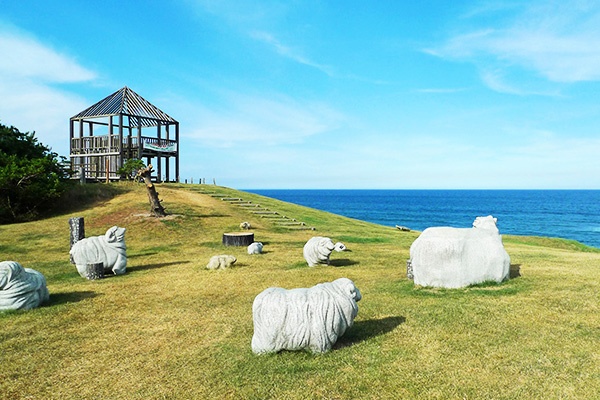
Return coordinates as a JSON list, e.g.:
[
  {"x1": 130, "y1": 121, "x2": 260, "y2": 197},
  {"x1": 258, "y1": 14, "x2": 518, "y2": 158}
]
[{"x1": 244, "y1": 189, "x2": 600, "y2": 249}]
